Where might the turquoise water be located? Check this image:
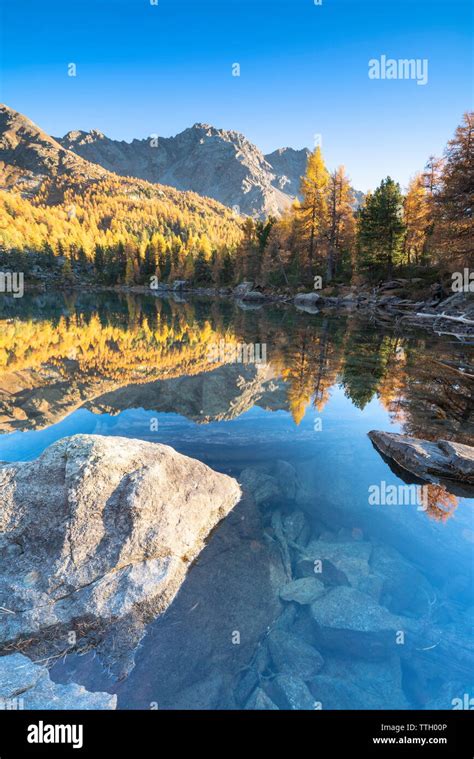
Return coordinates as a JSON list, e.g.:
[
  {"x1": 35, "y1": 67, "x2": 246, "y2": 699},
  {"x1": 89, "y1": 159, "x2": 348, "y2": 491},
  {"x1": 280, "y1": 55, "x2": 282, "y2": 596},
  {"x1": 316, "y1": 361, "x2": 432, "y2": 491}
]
[{"x1": 1, "y1": 292, "x2": 472, "y2": 710}]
